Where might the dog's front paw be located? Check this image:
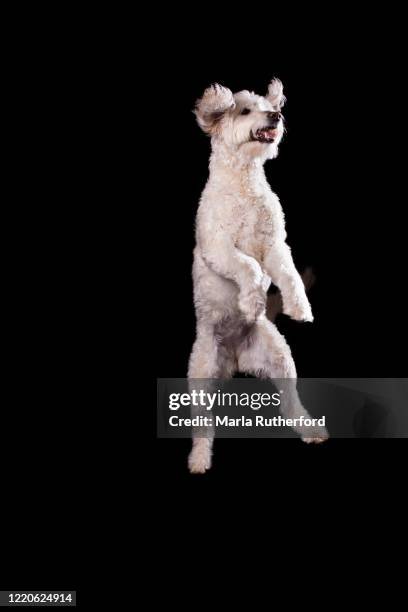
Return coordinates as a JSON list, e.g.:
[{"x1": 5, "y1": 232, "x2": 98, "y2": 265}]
[
  {"x1": 283, "y1": 297, "x2": 313, "y2": 322},
  {"x1": 239, "y1": 287, "x2": 266, "y2": 324},
  {"x1": 188, "y1": 441, "x2": 212, "y2": 474}
]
